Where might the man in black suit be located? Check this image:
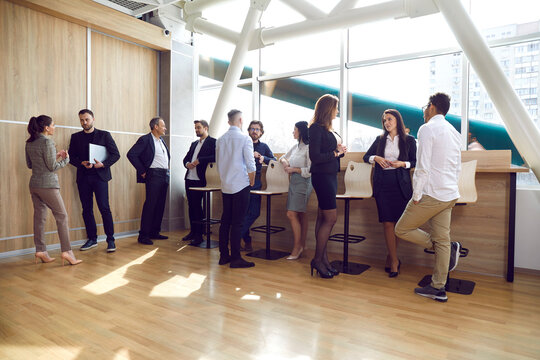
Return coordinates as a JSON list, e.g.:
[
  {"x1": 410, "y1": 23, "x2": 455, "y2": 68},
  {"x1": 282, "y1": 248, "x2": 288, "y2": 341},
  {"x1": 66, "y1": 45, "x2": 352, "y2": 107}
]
[
  {"x1": 69, "y1": 109, "x2": 121, "y2": 252},
  {"x1": 182, "y1": 120, "x2": 216, "y2": 246},
  {"x1": 127, "y1": 117, "x2": 170, "y2": 245}
]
